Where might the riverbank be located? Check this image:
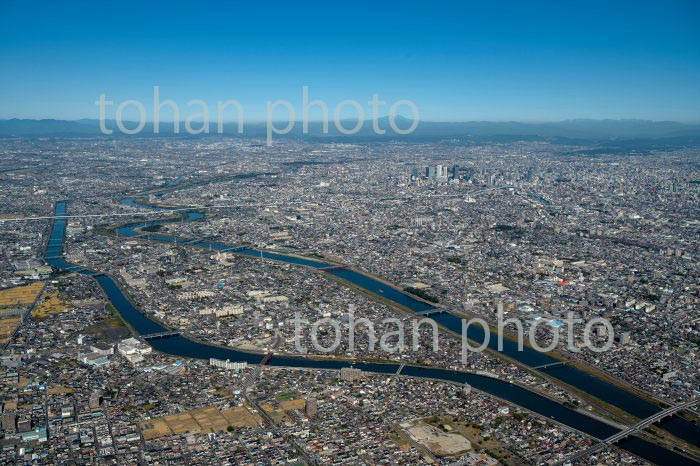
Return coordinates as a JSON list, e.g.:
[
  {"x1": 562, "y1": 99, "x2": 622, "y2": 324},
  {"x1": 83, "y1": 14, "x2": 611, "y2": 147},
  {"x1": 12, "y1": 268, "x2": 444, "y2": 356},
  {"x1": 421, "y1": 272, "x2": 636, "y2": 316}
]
[{"x1": 41, "y1": 181, "x2": 700, "y2": 464}]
